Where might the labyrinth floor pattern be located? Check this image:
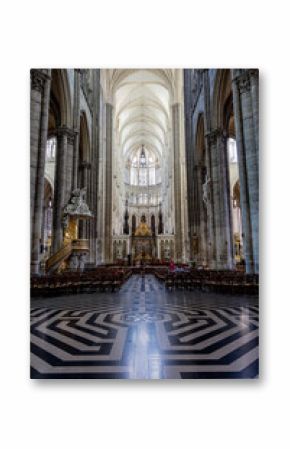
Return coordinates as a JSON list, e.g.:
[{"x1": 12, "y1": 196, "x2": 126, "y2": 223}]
[{"x1": 31, "y1": 275, "x2": 259, "y2": 379}]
